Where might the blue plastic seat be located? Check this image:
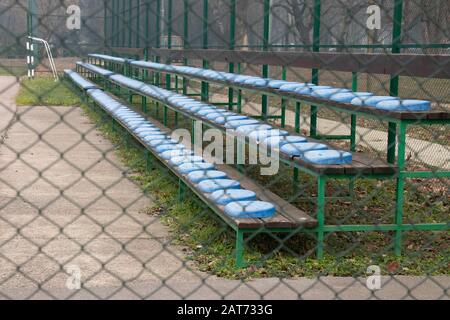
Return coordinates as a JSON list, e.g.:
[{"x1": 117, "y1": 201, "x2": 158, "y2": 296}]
[
  {"x1": 262, "y1": 136, "x2": 308, "y2": 148},
  {"x1": 204, "y1": 112, "x2": 231, "y2": 121},
  {"x1": 268, "y1": 80, "x2": 295, "y2": 89},
  {"x1": 209, "y1": 189, "x2": 257, "y2": 206},
  {"x1": 187, "y1": 170, "x2": 228, "y2": 183},
  {"x1": 213, "y1": 115, "x2": 248, "y2": 125},
  {"x1": 197, "y1": 179, "x2": 241, "y2": 193},
  {"x1": 177, "y1": 162, "x2": 215, "y2": 174},
  {"x1": 146, "y1": 138, "x2": 177, "y2": 147},
  {"x1": 281, "y1": 142, "x2": 328, "y2": 157},
  {"x1": 330, "y1": 92, "x2": 374, "y2": 103},
  {"x1": 279, "y1": 83, "x2": 312, "y2": 92},
  {"x1": 244, "y1": 78, "x2": 271, "y2": 87},
  {"x1": 302, "y1": 150, "x2": 352, "y2": 165},
  {"x1": 296, "y1": 85, "x2": 332, "y2": 95},
  {"x1": 235, "y1": 124, "x2": 273, "y2": 135},
  {"x1": 232, "y1": 75, "x2": 255, "y2": 84},
  {"x1": 351, "y1": 96, "x2": 399, "y2": 107},
  {"x1": 224, "y1": 119, "x2": 259, "y2": 129},
  {"x1": 142, "y1": 135, "x2": 169, "y2": 143},
  {"x1": 375, "y1": 99, "x2": 431, "y2": 111},
  {"x1": 160, "y1": 149, "x2": 194, "y2": 160},
  {"x1": 311, "y1": 88, "x2": 351, "y2": 99},
  {"x1": 196, "y1": 108, "x2": 218, "y2": 116},
  {"x1": 169, "y1": 155, "x2": 205, "y2": 167},
  {"x1": 224, "y1": 201, "x2": 276, "y2": 218},
  {"x1": 155, "y1": 144, "x2": 185, "y2": 154},
  {"x1": 248, "y1": 129, "x2": 289, "y2": 142}
]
